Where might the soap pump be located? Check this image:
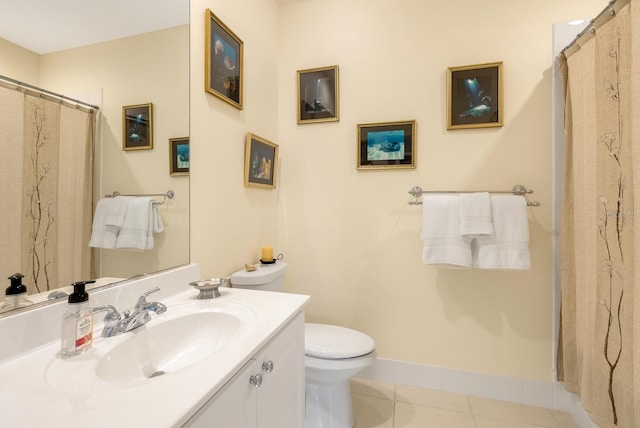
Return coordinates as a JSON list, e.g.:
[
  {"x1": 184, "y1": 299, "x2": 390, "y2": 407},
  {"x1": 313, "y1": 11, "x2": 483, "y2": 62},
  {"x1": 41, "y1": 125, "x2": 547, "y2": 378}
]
[
  {"x1": 60, "y1": 280, "x2": 96, "y2": 358},
  {"x1": 0, "y1": 273, "x2": 33, "y2": 313}
]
